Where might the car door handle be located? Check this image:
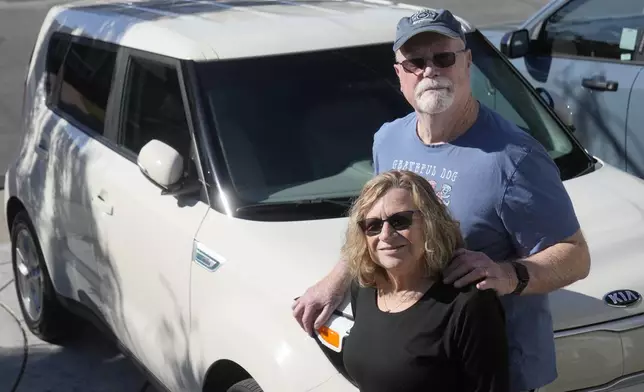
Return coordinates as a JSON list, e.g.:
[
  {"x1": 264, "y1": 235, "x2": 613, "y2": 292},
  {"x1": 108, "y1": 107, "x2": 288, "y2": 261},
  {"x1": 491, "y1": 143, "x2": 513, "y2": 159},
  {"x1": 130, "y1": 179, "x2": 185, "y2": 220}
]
[
  {"x1": 95, "y1": 191, "x2": 113, "y2": 216},
  {"x1": 582, "y1": 78, "x2": 618, "y2": 92},
  {"x1": 37, "y1": 137, "x2": 49, "y2": 155}
]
